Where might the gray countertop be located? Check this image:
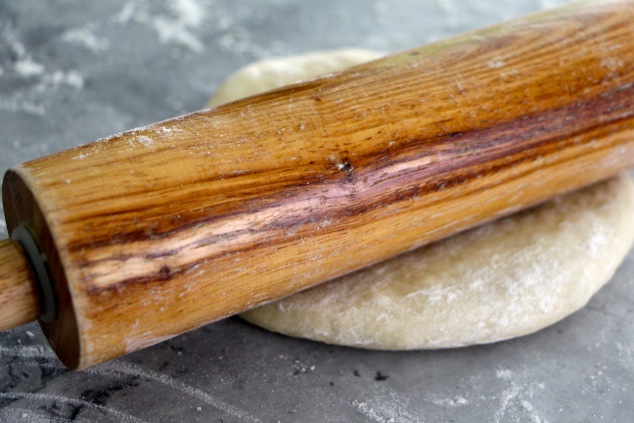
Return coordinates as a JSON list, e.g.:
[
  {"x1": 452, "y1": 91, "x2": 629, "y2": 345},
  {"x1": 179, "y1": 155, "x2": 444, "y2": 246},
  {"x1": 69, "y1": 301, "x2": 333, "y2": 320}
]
[{"x1": 1, "y1": 1, "x2": 633, "y2": 421}]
